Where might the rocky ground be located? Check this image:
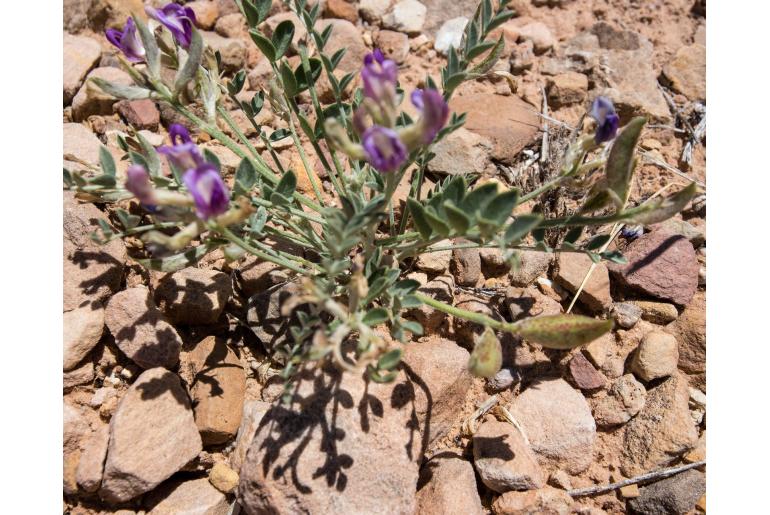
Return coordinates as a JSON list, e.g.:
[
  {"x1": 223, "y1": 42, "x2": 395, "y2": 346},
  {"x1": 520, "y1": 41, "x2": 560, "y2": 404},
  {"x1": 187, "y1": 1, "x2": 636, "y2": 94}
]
[{"x1": 63, "y1": 0, "x2": 706, "y2": 513}]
